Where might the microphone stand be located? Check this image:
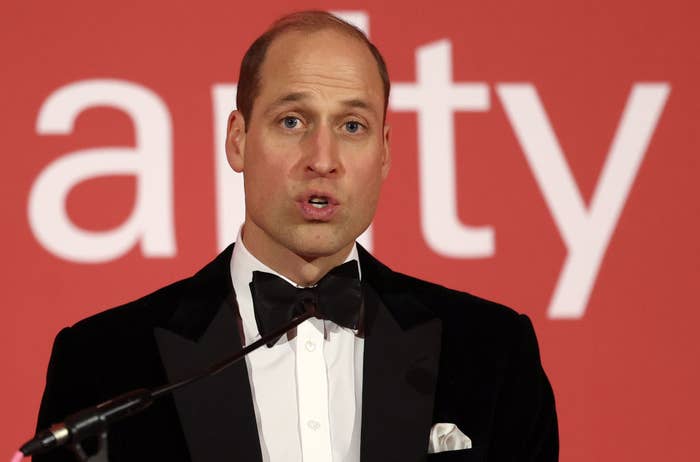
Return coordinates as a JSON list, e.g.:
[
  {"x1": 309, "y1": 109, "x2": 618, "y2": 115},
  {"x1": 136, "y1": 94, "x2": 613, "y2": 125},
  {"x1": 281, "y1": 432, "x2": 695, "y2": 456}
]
[{"x1": 20, "y1": 310, "x2": 315, "y2": 461}]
